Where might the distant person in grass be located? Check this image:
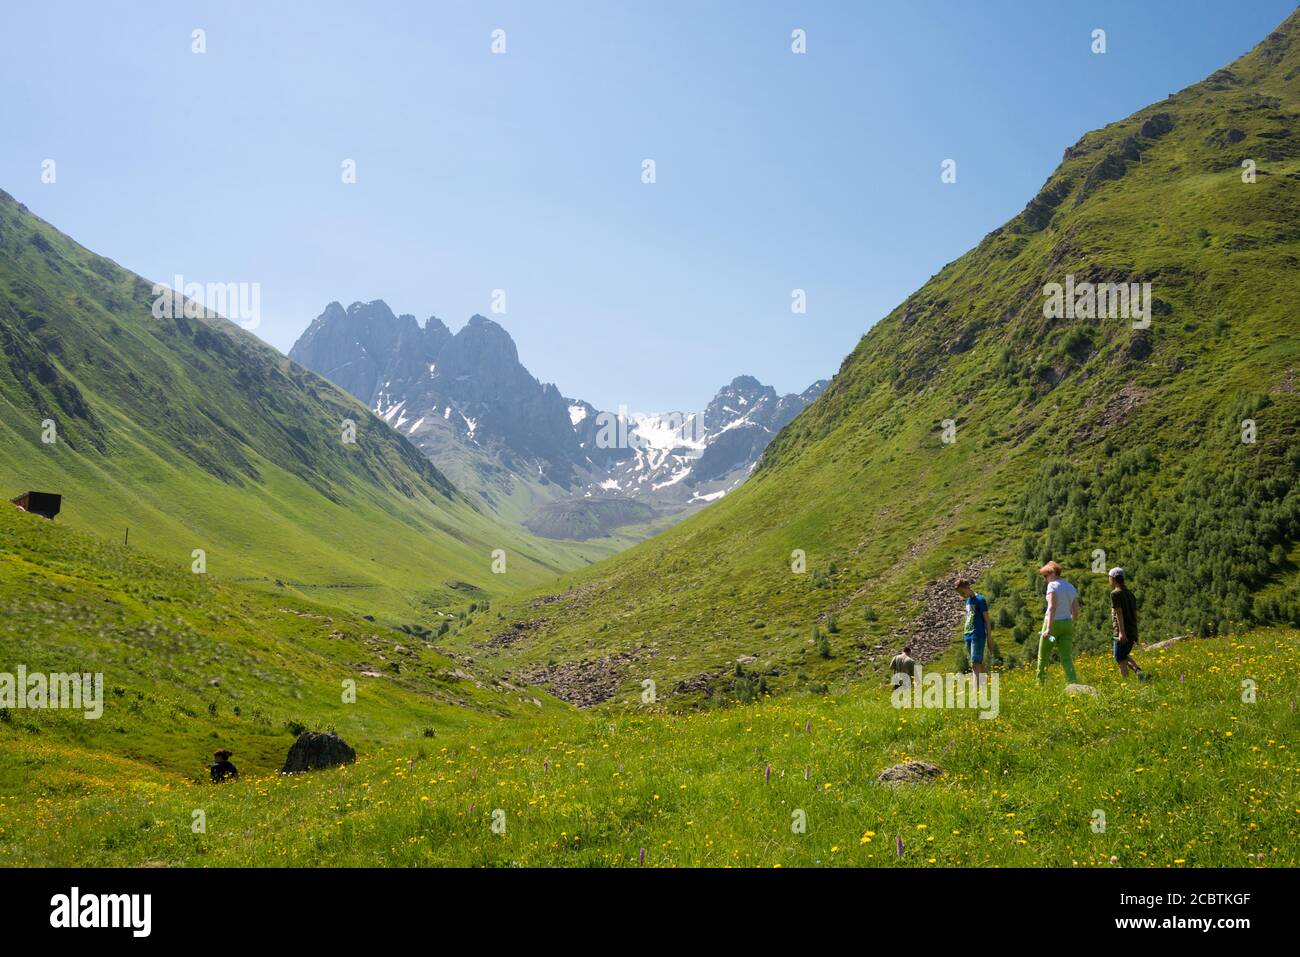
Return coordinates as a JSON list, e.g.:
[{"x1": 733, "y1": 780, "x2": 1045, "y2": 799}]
[
  {"x1": 1037, "y1": 560, "x2": 1080, "y2": 685},
  {"x1": 1108, "y1": 567, "x2": 1145, "y2": 679},
  {"x1": 890, "y1": 644, "x2": 917, "y2": 687},
  {"x1": 954, "y1": 578, "x2": 994, "y2": 686},
  {"x1": 209, "y1": 748, "x2": 239, "y2": 784}
]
